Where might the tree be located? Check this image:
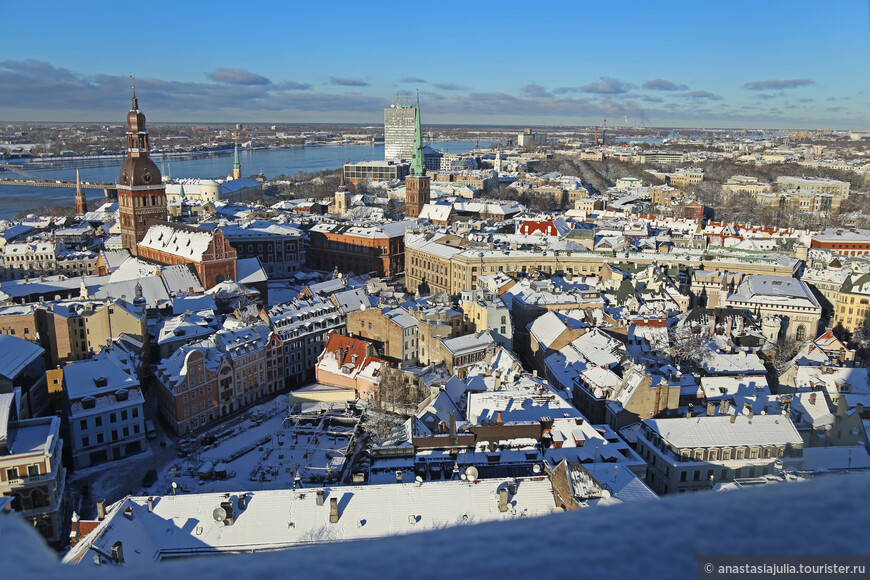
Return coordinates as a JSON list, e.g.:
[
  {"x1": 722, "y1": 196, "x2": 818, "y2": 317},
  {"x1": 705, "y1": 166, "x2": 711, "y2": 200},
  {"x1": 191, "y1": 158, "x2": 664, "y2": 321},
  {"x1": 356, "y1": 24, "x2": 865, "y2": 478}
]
[
  {"x1": 667, "y1": 324, "x2": 709, "y2": 368},
  {"x1": 766, "y1": 336, "x2": 805, "y2": 378}
]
